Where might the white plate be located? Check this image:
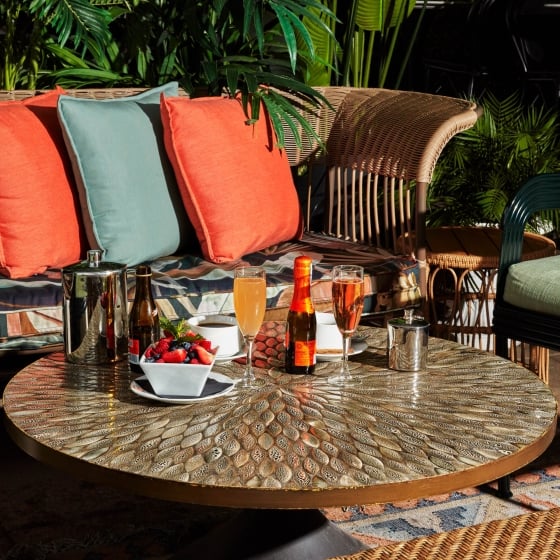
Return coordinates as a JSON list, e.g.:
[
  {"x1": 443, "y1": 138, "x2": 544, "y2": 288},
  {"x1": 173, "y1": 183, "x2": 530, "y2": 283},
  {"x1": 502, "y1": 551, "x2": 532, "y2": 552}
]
[
  {"x1": 131, "y1": 372, "x2": 236, "y2": 404},
  {"x1": 215, "y1": 349, "x2": 246, "y2": 363},
  {"x1": 316, "y1": 339, "x2": 368, "y2": 362}
]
